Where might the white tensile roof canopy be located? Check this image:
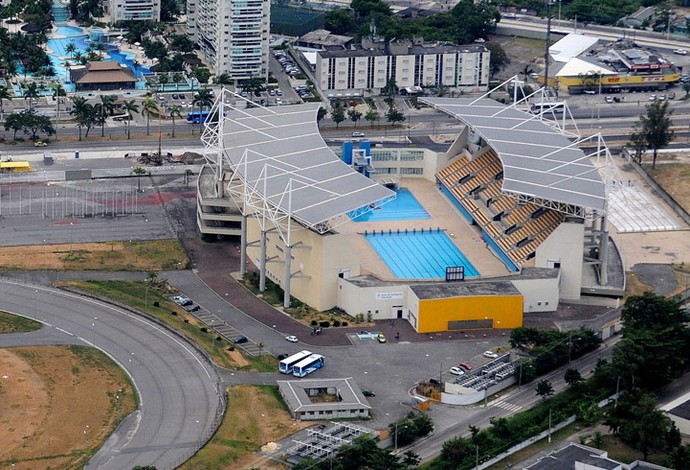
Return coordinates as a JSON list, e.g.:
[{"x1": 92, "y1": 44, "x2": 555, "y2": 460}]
[
  {"x1": 549, "y1": 33, "x2": 599, "y2": 63},
  {"x1": 421, "y1": 97, "x2": 606, "y2": 212},
  {"x1": 214, "y1": 103, "x2": 395, "y2": 231}
]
